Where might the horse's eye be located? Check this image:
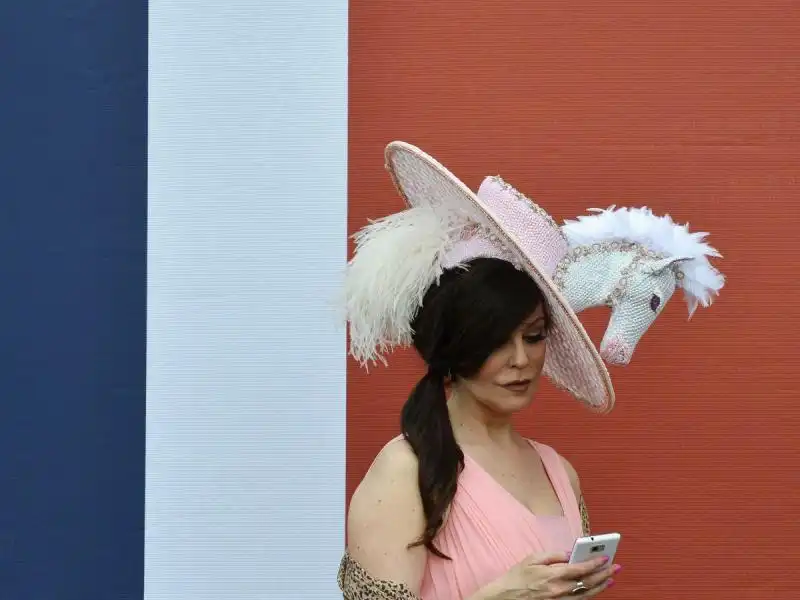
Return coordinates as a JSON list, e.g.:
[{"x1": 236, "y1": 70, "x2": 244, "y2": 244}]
[{"x1": 650, "y1": 294, "x2": 661, "y2": 312}]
